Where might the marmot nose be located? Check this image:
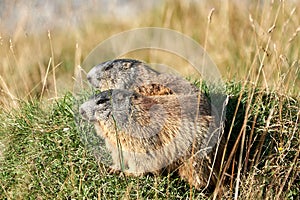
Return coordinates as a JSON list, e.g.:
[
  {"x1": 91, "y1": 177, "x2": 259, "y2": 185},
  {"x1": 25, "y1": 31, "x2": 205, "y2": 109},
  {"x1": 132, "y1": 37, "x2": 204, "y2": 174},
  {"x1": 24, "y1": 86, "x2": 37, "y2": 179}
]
[
  {"x1": 87, "y1": 74, "x2": 92, "y2": 84},
  {"x1": 79, "y1": 107, "x2": 87, "y2": 119}
]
